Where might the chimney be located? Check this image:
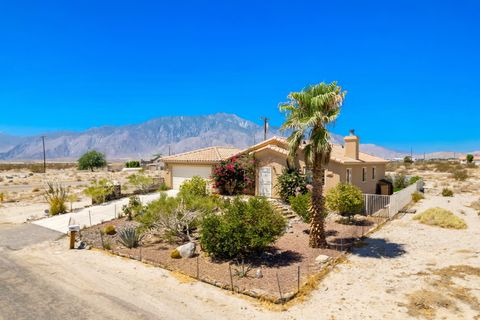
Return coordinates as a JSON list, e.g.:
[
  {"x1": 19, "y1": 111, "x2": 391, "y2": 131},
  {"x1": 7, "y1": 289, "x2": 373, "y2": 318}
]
[{"x1": 344, "y1": 129, "x2": 359, "y2": 160}]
